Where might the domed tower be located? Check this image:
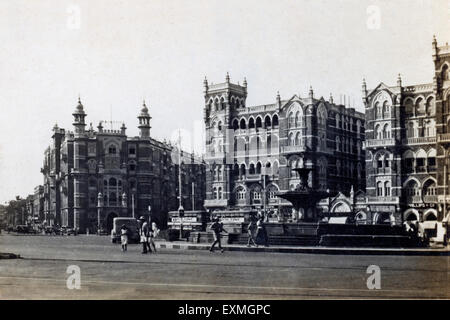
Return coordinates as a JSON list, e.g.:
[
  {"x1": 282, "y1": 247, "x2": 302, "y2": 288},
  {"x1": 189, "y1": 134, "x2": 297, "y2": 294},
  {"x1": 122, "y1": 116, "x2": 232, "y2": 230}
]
[
  {"x1": 138, "y1": 100, "x2": 151, "y2": 139},
  {"x1": 73, "y1": 97, "x2": 87, "y2": 137}
]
